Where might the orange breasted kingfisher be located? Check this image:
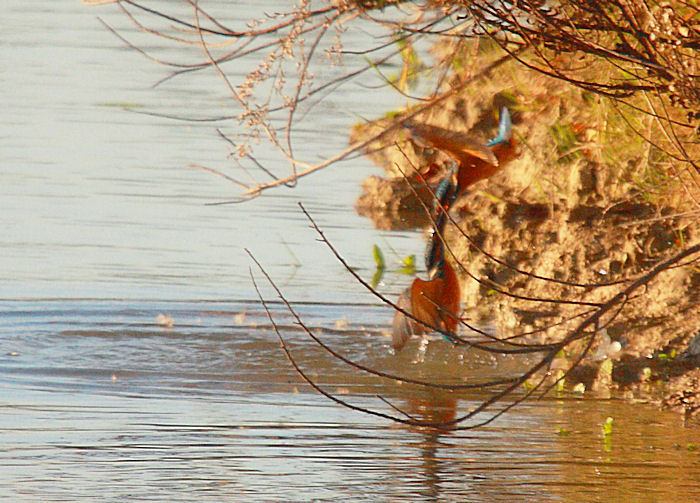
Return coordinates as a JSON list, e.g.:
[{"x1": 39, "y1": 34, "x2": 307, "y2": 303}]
[
  {"x1": 403, "y1": 107, "x2": 516, "y2": 197},
  {"x1": 391, "y1": 173, "x2": 461, "y2": 351}
]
